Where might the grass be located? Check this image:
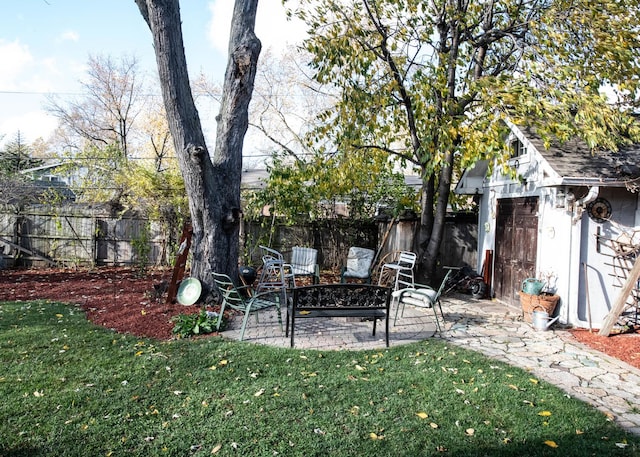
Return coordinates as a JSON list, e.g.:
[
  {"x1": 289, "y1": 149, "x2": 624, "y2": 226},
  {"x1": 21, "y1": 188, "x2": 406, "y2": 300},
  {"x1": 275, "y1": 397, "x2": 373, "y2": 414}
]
[{"x1": 1, "y1": 300, "x2": 639, "y2": 457}]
